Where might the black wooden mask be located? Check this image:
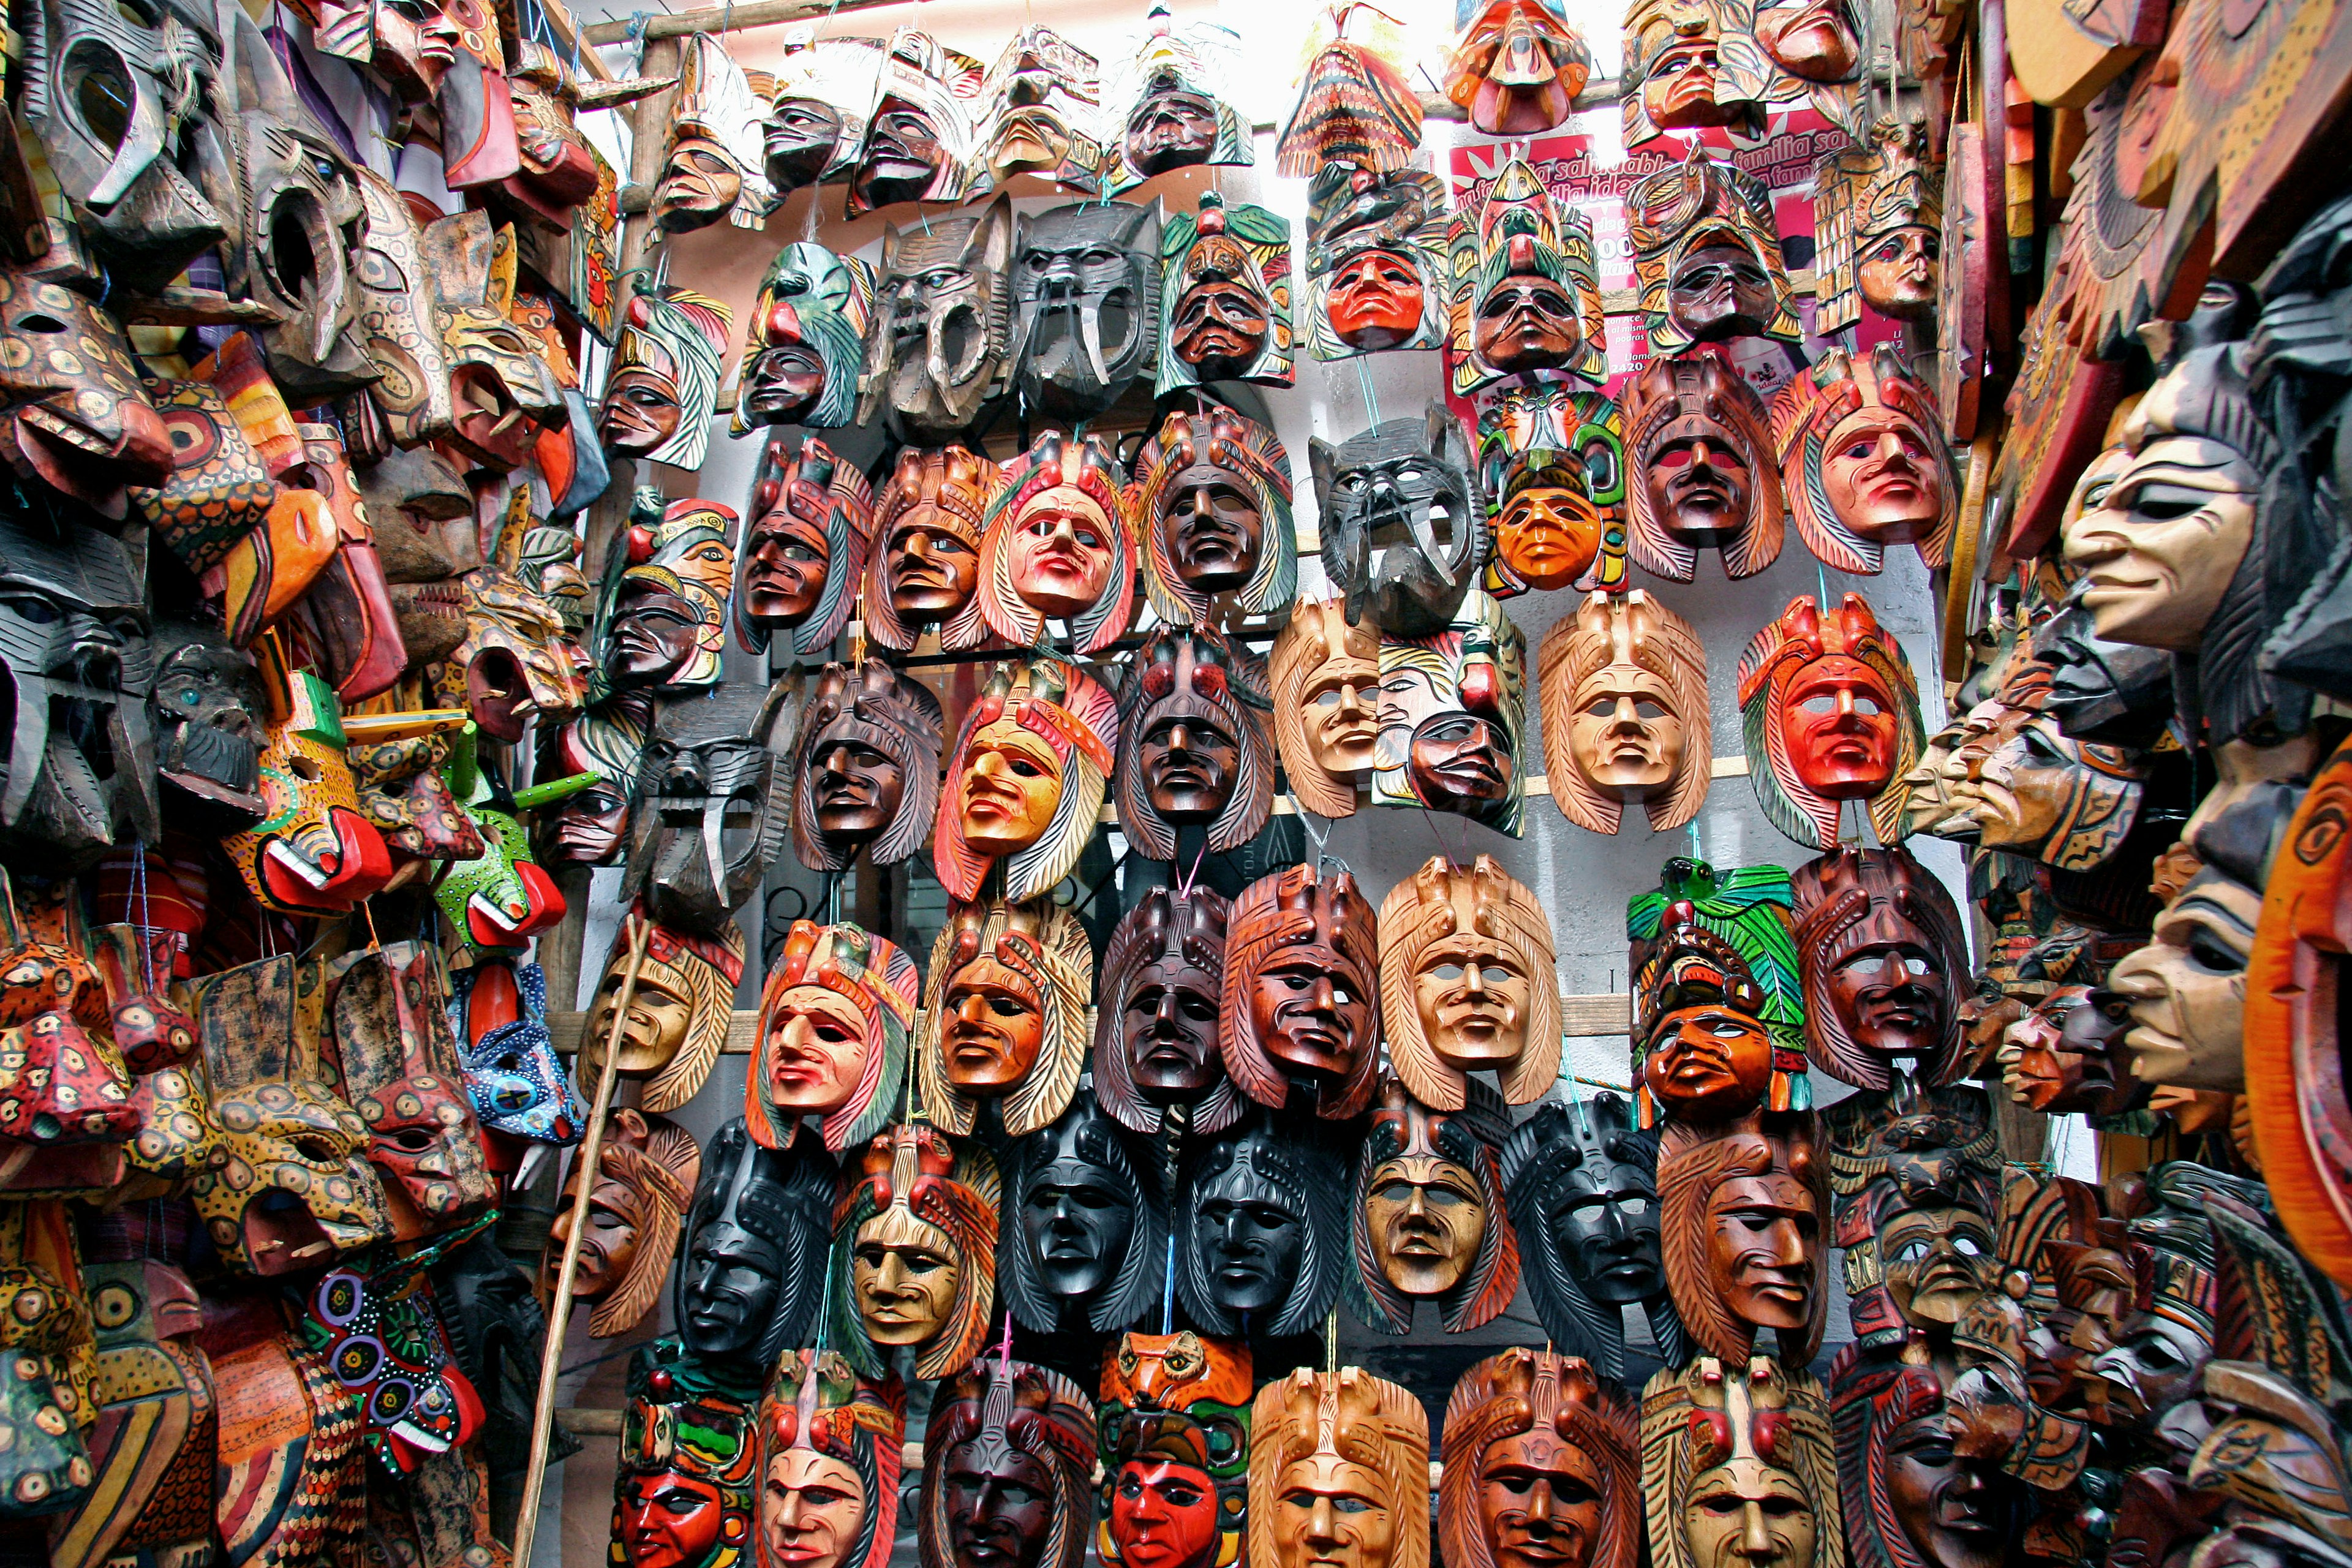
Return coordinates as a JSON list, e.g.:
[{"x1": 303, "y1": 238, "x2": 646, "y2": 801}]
[
  {"x1": 1093, "y1": 886, "x2": 1243, "y2": 1137},
  {"x1": 619, "y1": 683, "x2": 790, "y2": 936},
  {"x1": 1113, "y1": 628, "x2": 1273, "y2": 862},
  {"x1": 150, "y1": 616, "x2": 267, "y2": 821},
  {"x1": 673, "y1": 1117, "x2": 837, "y2": 1370},
  {"x1": 2034, "y1": 592, "x2": 2176, "y2": 749},
  {"x1": 1177, "y1": 1114, "x2": 1344, "y2": 1336},
  {"x1": 1013, "y1": 200, "x2": 1162, "y2": 421},
  {"x1": 867, "y1": 195, "x2": 1014, "y2": 443},
  {"x1": 790, "y1": 658, "x2": 943, "y2": 875},
  {"x1": 1312, "y1": 408, "x2": 1485, "y2": 638},
  {"x1": 998, "y1": 1086, "x2": 1165, "y2": 1335}
]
